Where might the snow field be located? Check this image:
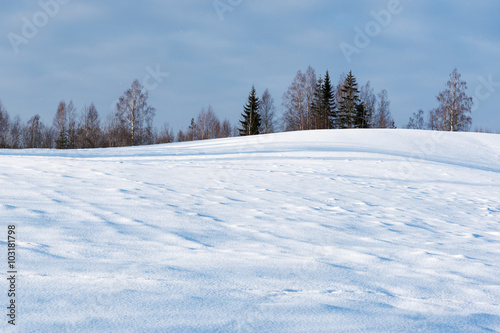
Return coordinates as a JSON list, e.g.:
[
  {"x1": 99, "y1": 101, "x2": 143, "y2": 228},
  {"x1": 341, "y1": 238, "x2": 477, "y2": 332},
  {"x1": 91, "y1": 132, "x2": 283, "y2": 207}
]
[{"x1": 0, "y1": 129, "x2": 499, "y2": 332}]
